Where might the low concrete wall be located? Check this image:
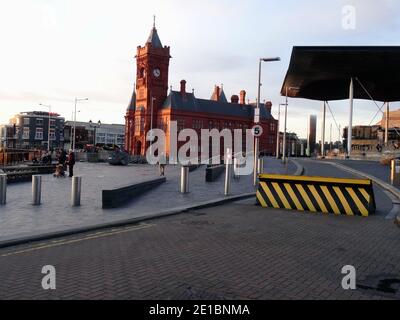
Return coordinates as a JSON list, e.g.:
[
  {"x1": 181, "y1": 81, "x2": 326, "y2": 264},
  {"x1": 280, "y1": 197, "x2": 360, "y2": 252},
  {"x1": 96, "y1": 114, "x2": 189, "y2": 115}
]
[
  {"x1": 205, "y1": 165, "x2": 225, "y2": 182},
  {"x1": 102, "y1": 177, "x2": 166, "y2": 209},
  {"x1": 4, "y1": 165, "x2": 56, "y2": 183}
]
